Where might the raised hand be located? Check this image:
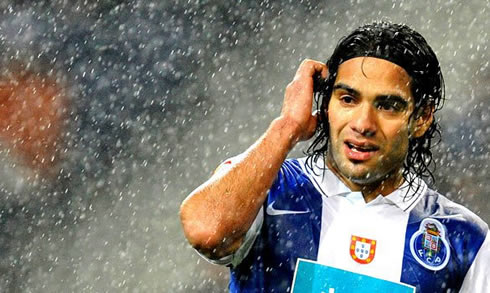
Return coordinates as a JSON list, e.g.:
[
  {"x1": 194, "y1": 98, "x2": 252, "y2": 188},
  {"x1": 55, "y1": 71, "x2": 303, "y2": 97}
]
[{"x1": 280, "y1": 59, "x2": 328, "y2": 143}]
